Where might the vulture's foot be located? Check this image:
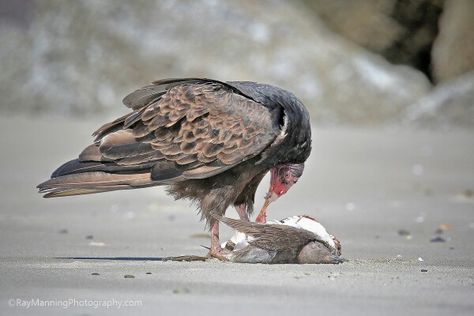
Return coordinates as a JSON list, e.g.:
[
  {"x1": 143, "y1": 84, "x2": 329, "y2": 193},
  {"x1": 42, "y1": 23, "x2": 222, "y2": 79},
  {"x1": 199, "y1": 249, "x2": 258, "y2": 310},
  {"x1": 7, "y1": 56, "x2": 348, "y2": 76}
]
[
  {"x1": 207, "y1": 246, "x2": 229, "y2": 261},
  {"x1": 208, "y1": 217, "x2": 229, "y2": 261}
]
